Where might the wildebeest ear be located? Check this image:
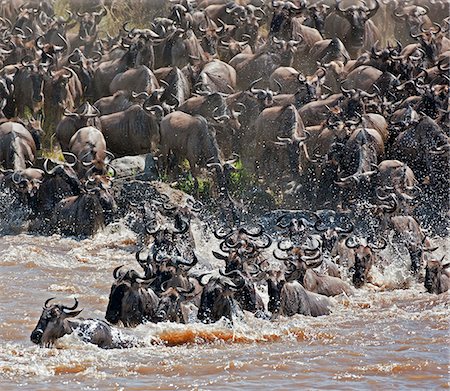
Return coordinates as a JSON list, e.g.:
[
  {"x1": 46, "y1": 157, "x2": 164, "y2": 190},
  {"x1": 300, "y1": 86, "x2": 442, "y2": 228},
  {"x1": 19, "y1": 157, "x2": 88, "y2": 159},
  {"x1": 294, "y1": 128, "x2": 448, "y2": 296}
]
[
  {"x1": 443, "y1": 263, "x2": 450, "y2": 269},
  {"x1": 62, "y1": 309, "x2": 83, "y2": 317}
]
